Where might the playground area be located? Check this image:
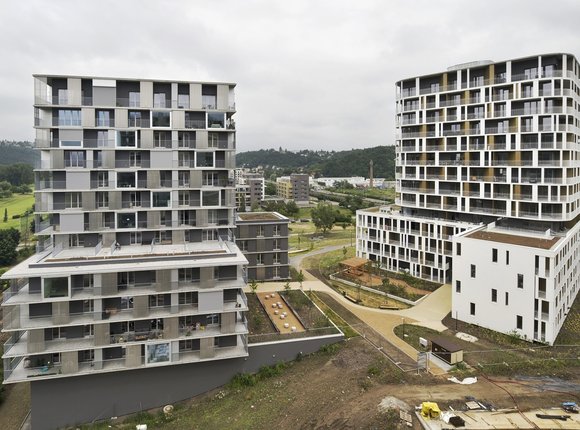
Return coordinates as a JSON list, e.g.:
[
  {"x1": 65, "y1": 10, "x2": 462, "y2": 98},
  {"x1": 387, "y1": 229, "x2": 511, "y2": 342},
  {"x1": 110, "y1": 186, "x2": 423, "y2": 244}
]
[{"x1": 257, "y1": 292, "x2": 305, "y2": 334}]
